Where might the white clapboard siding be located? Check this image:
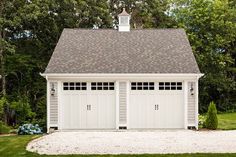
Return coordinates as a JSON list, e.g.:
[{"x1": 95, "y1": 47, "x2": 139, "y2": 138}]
[
  {"x1": 119, "y1": 82, "x2": 127, "y2": 124},
  {"x1": 188, "y1": 82, "x2": 195, "y2": 125},
  {"x1": 50, "y1": 82, "x2": 58, "y2": 125}
]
